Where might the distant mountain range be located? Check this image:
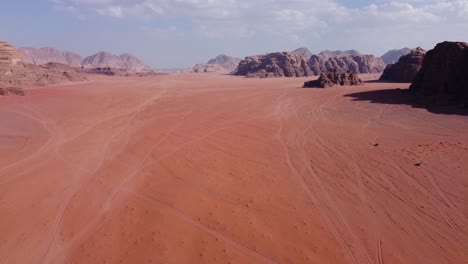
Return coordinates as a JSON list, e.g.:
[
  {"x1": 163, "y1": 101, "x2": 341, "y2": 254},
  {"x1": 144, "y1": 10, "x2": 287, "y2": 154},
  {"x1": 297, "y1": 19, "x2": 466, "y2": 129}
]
[
  {"x1": 292, "y1": 47, "x2": 313, "y2": 59},
  {"x1": 18, "y1": 47, "x2": 152, "y2": 72},
  {"x1": 380, "y1": 48, "x2": 412, "y2": 64},
  {"x1": 190, "y1": 54, "x2": 242, "y2": 73}
]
